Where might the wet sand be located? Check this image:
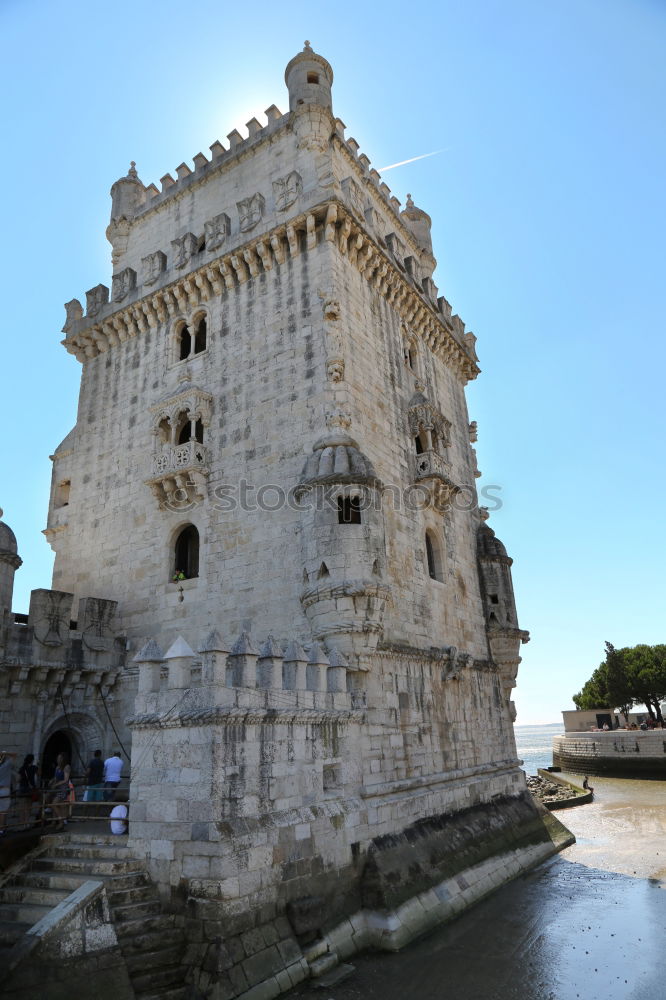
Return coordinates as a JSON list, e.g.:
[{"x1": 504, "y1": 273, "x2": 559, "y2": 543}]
[{"x1": 289, "y1": 776, "x2": 666, "y2": 1000}]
